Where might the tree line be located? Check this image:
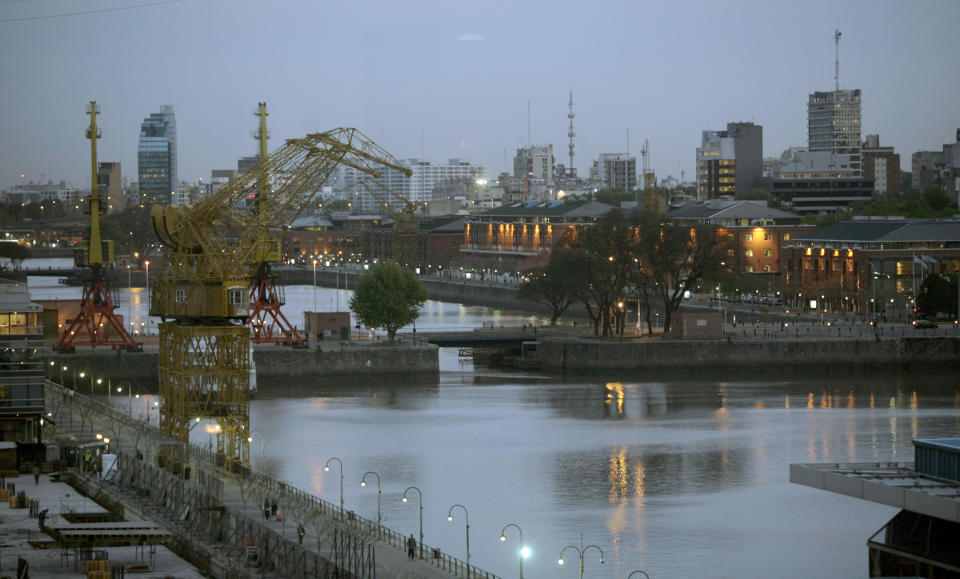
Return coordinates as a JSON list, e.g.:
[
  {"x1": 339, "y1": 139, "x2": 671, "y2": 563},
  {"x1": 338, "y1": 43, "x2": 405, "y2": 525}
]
[{"x1": 518, "y1": 209, "x2": 728, "y2": 336}]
